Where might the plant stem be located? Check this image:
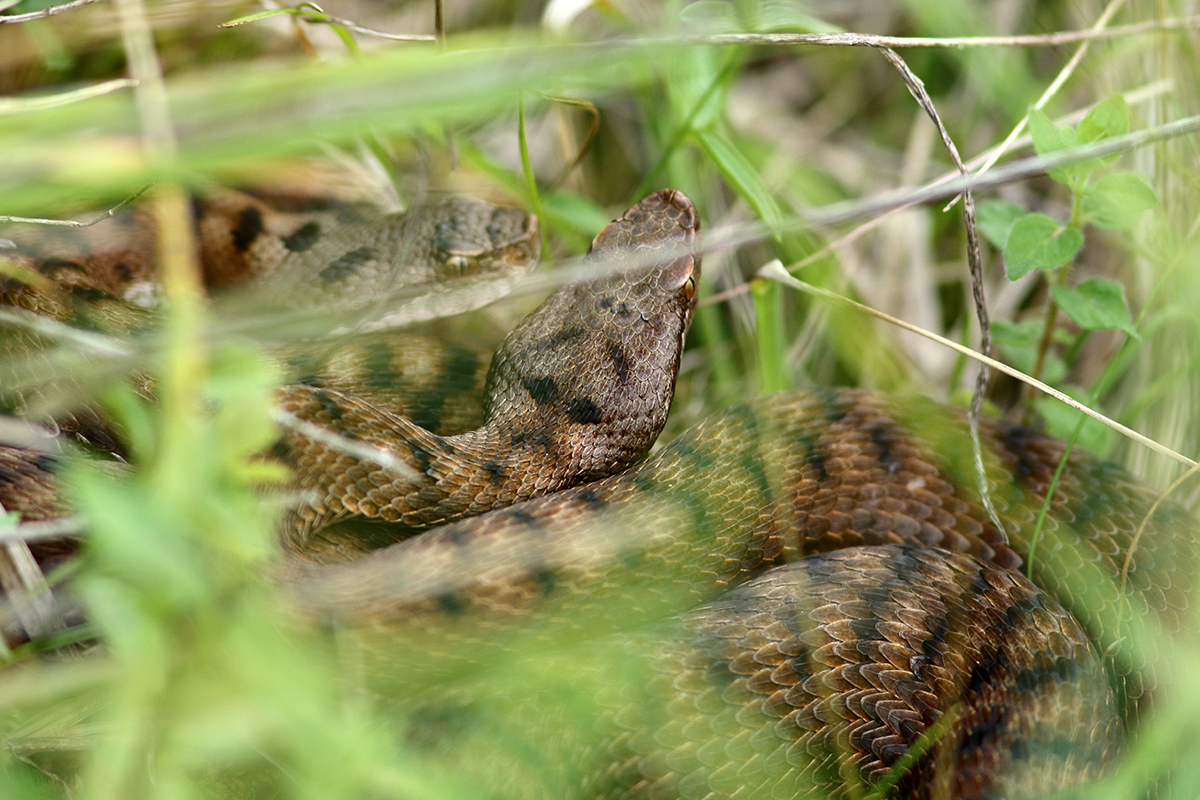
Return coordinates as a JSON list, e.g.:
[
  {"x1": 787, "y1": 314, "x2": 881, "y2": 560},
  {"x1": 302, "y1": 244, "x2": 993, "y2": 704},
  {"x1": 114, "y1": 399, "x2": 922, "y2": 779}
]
[{"x1": 1024, "y1": 193, "x2": 1085, "y2": 423}]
